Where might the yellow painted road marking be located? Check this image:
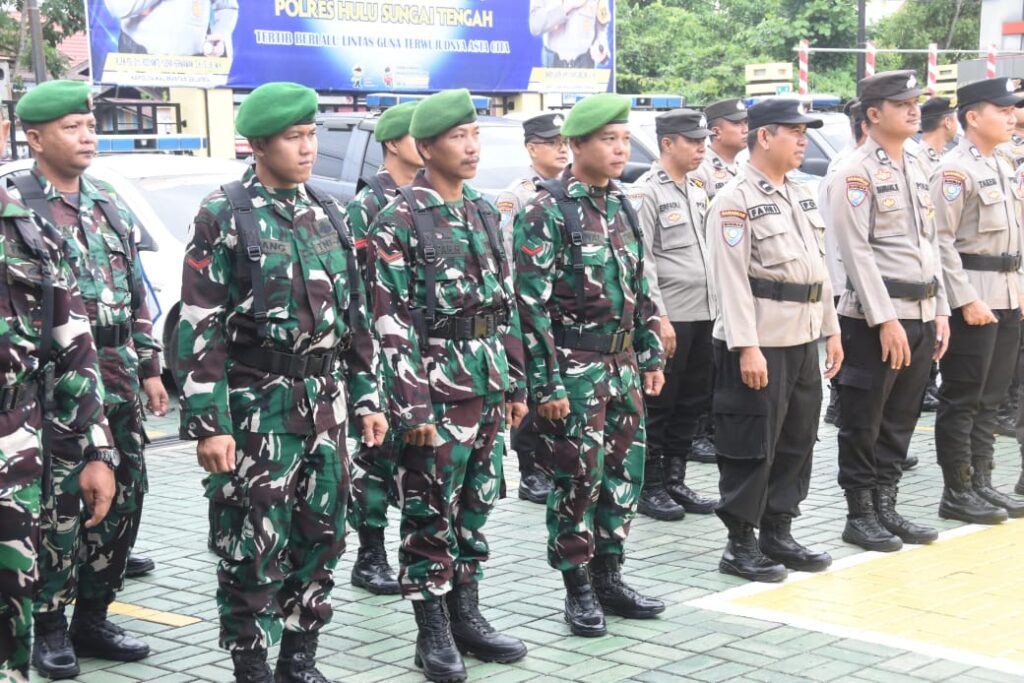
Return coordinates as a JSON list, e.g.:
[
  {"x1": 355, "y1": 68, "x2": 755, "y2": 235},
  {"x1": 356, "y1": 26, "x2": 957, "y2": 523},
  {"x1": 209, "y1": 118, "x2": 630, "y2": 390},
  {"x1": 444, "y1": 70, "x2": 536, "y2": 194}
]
[
  {"x1": 689, "y1": 520, "x2": 1024, "y2": 676},
  {"x1": 108, "y1": 601, "x2": 201, "y2": 627}
]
